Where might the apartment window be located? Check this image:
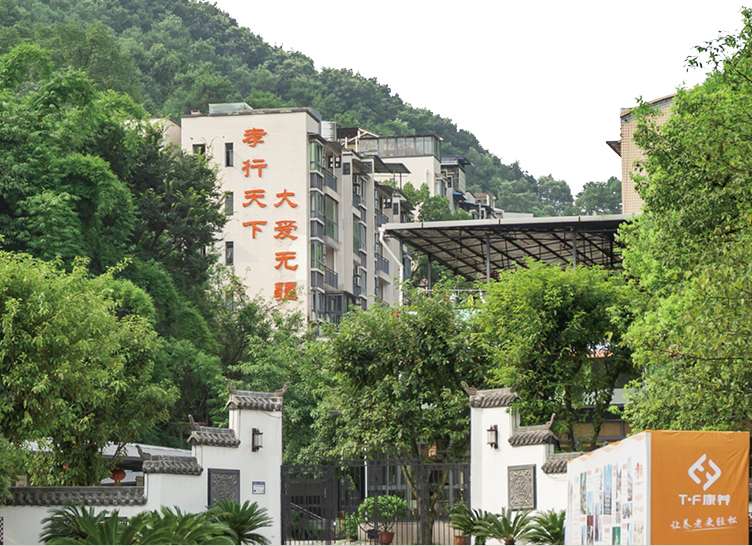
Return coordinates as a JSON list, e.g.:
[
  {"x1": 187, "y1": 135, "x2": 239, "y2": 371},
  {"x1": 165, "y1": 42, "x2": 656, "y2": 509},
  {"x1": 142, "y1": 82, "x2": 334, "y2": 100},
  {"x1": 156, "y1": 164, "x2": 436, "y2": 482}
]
[
  {"x1": 311, "y1": 241, "x2": 325, "y2": 270},
  {"x1": 224, "y1": 192, "x2": 233, "y2": 215},
  {"x1": 225, "y1": 142, "x2": 234, "y2": 167},
  {"x1": 193, "y1": 143, "x2": 206, "y2": 155},
  {"x1": 225, "y1": 241, "x2": 234, "y2": 265},
  {"x1": 309, "y1": 141, "x2": 325, "y2": 173}
]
